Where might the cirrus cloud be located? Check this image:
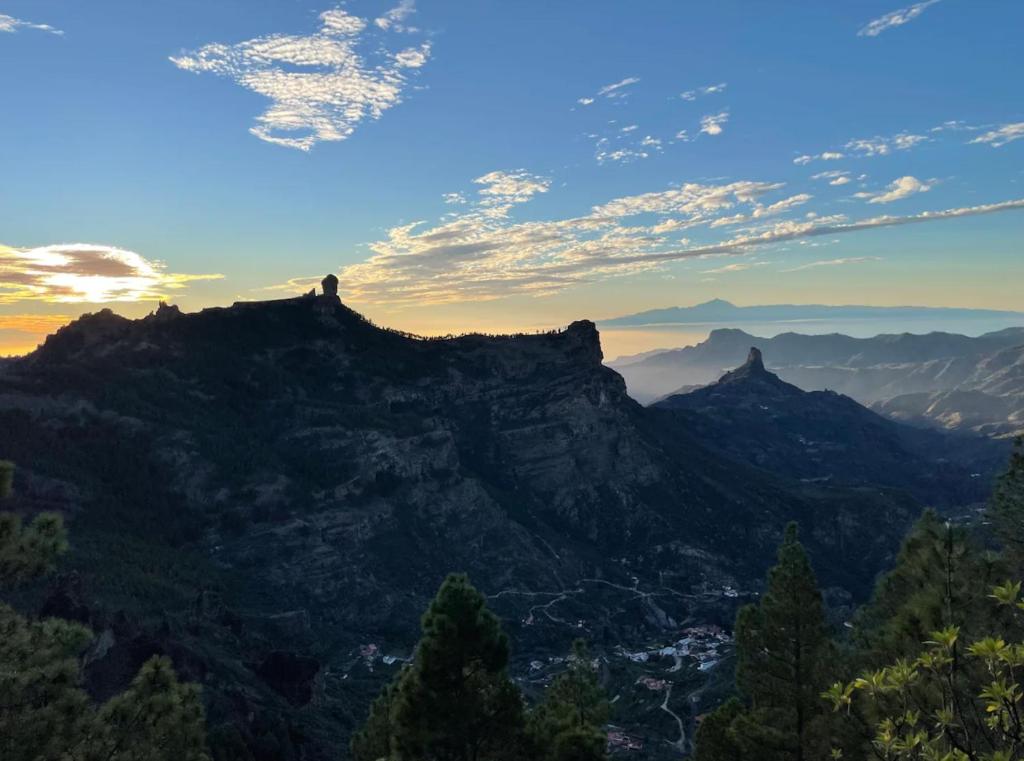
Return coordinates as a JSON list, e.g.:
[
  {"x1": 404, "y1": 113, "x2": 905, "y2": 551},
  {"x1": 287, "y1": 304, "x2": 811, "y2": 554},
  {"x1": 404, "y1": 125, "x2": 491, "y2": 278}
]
[
  {"x1": 858, "y1": 0, "x2": 941, "y2": 37},
  {"x1": 0, "y1": 13, "x2": 62, "y2": 35},
  {"x1": 969, "y1": 122, "x2": 1024, "y2": 148}
]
